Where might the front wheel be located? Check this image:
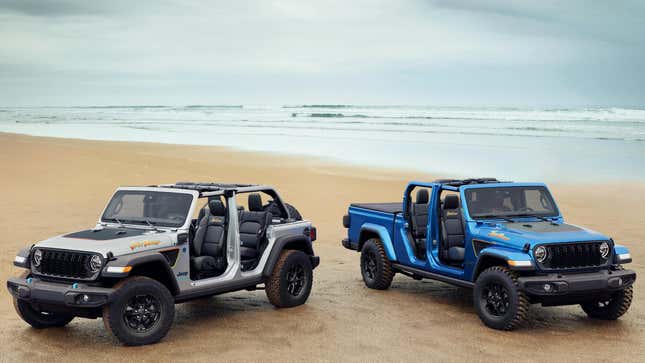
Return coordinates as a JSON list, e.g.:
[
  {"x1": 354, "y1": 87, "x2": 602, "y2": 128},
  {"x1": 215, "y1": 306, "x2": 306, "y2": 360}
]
[
  {"x1": 474, "y1": 266, "x2": 529, "y2": 330},
  {"x1": 265, "y1": 250, "x2": 313, "y2": 308},
  {"x1": 360, "y1": 238, "x2": 394, "y2": 290},
  {"x1": 581, "y1": 286, "x2": 633, "y2": 320},
  {"x1": 13, "y1": 298, "x2": 74, "y2": 329},
  {"x1": 103, "y1": 276, "x2": 175, "y2": 346}
]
